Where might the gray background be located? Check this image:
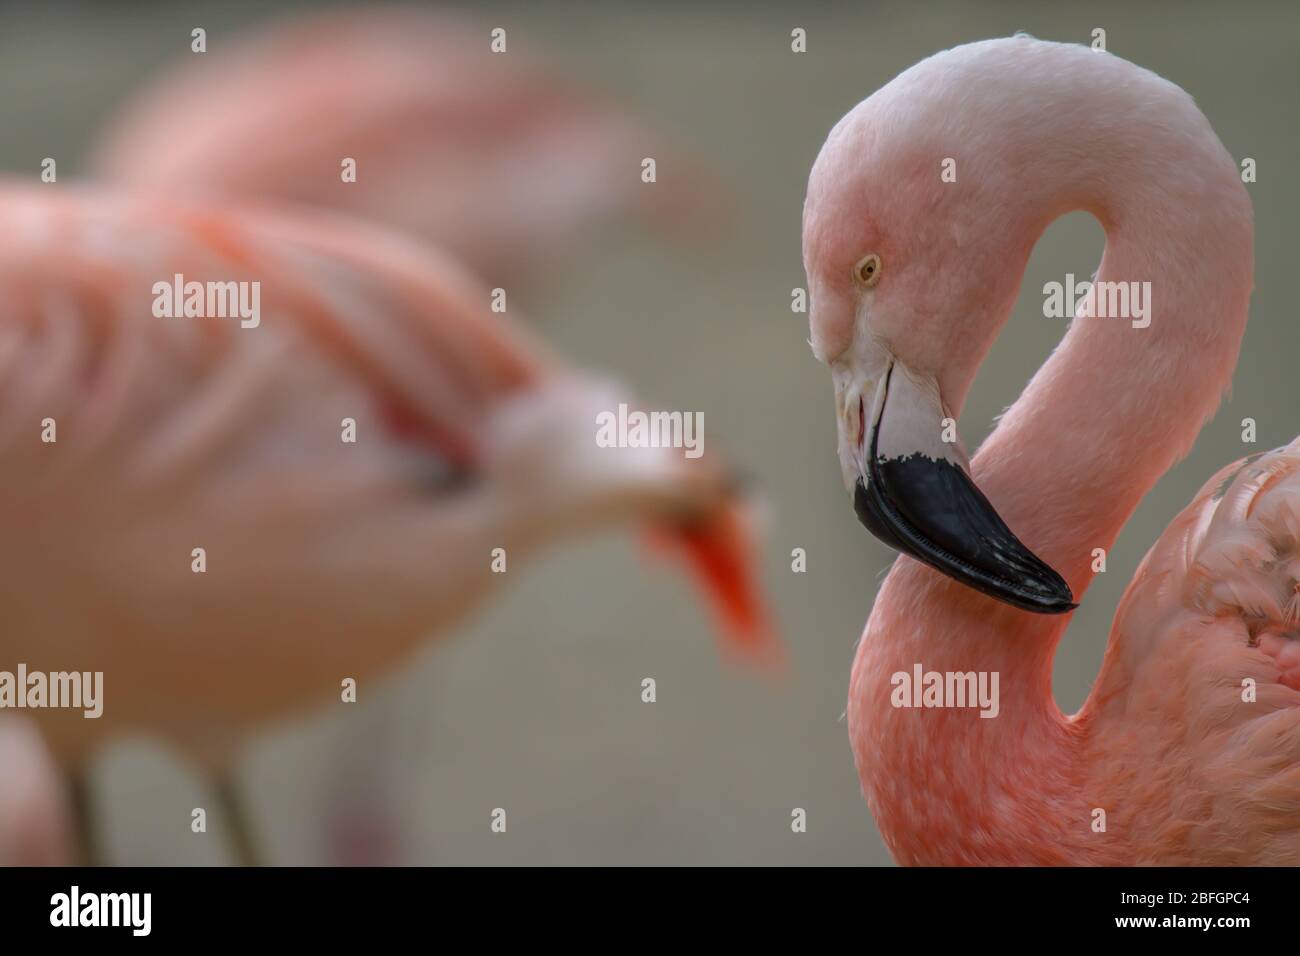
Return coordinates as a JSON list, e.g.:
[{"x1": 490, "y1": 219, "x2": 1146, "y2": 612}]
[{"x1": 0, "y1": 1, "x2": 1294, "y2": 864}]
